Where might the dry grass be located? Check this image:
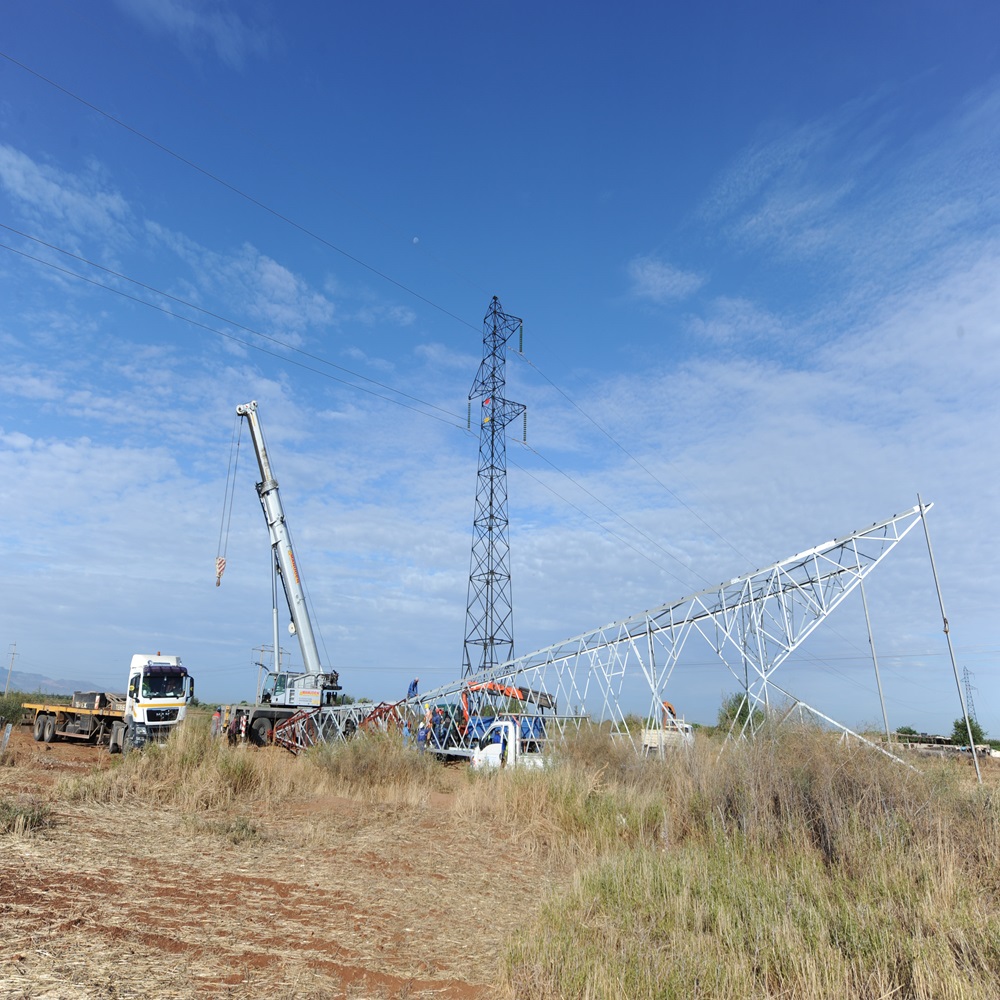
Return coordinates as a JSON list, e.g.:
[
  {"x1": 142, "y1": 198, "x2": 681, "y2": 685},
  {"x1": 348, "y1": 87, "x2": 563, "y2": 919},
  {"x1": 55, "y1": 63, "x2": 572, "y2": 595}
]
[
  {"x1": 0, "y1": 795, "x2": 52, "y2": 834},
  {"x1": 491, "y1": 724, "x2": 1000, "y2": 999},
  {"x1": 56, "y1": 718, "x2": 453, "y2": 813},
  {"x1": 307, "y1": 730, "x2": 451, "y2": 804},
  {"x1": 9, "y1": 716, "x2": 1000, "y2": 999}
]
